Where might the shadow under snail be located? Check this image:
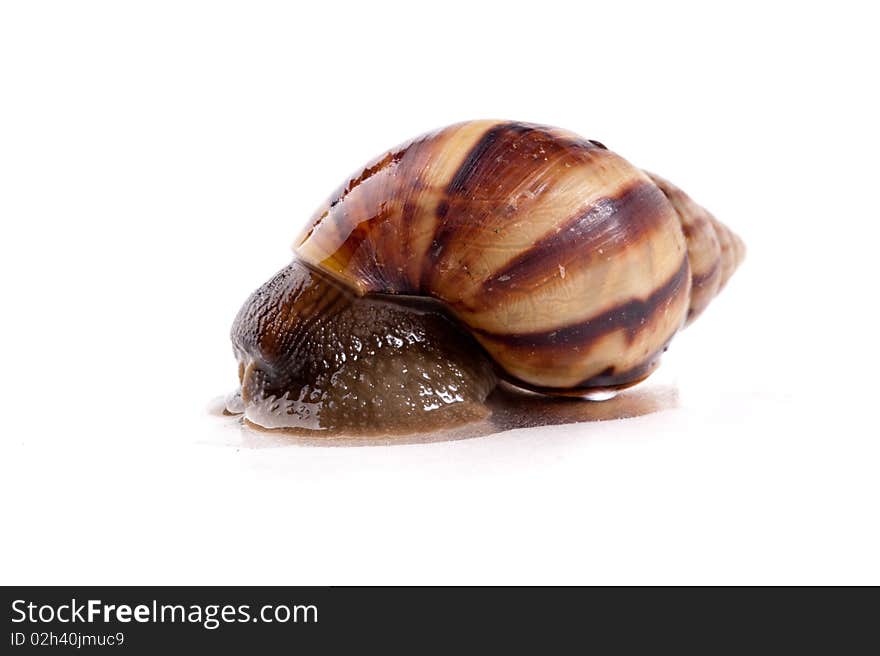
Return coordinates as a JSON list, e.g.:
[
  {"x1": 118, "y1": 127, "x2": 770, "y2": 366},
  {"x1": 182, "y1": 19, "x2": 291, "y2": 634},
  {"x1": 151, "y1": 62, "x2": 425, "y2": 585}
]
[{"x1": 227, "y1": 120, "x2": 744, "y2": 434}]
